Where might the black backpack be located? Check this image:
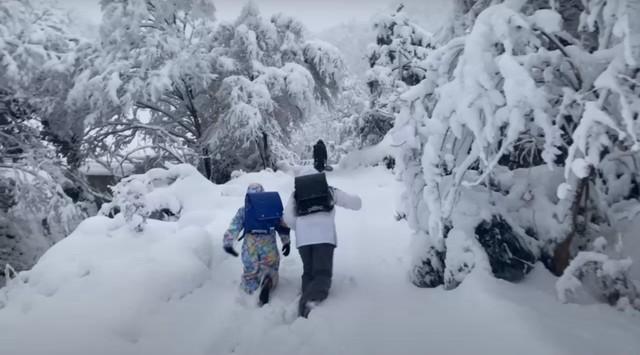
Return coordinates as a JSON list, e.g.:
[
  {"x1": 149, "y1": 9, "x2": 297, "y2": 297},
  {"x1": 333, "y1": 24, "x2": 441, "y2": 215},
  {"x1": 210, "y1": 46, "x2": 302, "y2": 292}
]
[{"x1": 294, "y1": 173, "x2": 333, "y2": 216}]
